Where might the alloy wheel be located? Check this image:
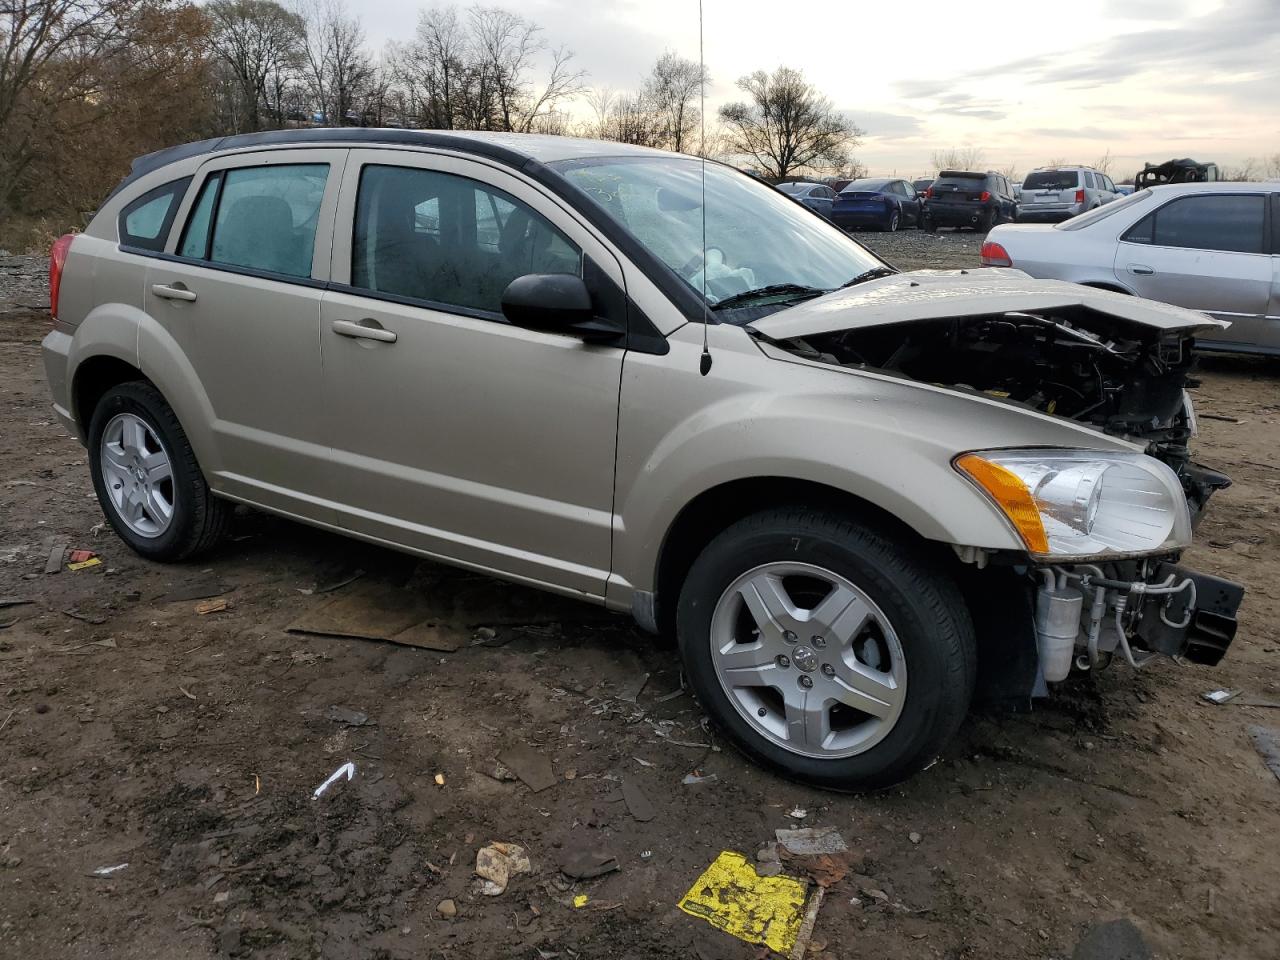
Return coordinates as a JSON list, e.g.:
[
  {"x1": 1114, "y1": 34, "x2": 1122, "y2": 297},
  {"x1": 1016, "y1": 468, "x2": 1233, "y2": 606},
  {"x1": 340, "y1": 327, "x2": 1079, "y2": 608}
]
[
  {"x1": 709, "y1": 562, "x2": 907, "y2": 759},
  {"x1": 99, "y1": 412, "x2": 175, "y2": 538}
]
